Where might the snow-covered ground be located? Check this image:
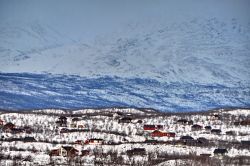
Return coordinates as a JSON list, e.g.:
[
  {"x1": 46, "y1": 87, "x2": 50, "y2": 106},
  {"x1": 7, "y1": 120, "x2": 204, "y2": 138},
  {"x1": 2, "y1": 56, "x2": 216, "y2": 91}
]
[{"x1": 0, "y1": 108, "x2": 249, "y2": 165}]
